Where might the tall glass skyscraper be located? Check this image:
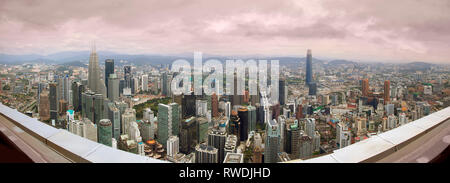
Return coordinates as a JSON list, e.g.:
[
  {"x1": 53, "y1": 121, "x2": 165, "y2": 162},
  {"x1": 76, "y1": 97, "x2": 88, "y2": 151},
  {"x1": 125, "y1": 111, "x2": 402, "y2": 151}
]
[
  {"x1": 157, "y1": 103, "x2": 180, "y2": 147},
  {"x1": 305, "y1": 49, "x2": 313, "y2": 86},
  {"x1": 265, "y1": 119, "x2": 280, "y2": 163},
  {"x1": 124, "y1": 65, "x2": 132, "y2": 88},
  {"x1": 161, "y1": 72, "x2": 169, "y2": 96},
  {"x1": 105, "y1": 59, "x2": 114, "y2": 91}
]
